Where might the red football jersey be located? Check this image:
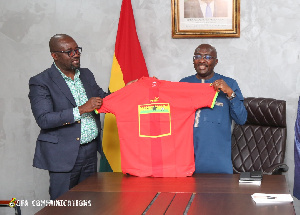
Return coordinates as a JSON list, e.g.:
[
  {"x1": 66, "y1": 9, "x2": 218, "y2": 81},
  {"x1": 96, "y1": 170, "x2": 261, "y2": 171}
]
[{"x1": 96, "y1": 77, "x2": 218, "y2": 177}]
